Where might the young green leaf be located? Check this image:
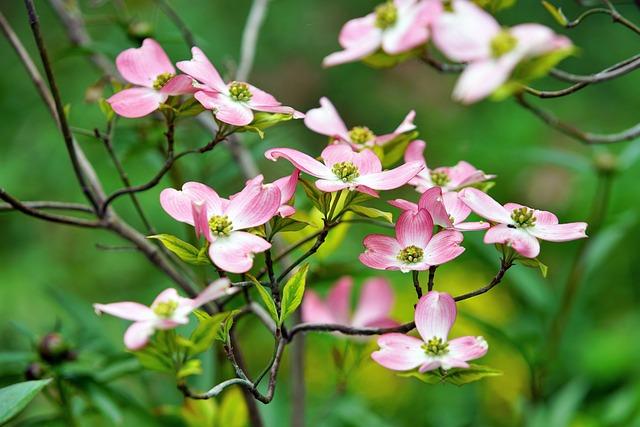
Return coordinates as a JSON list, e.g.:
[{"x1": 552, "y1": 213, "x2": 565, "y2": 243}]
[
  {"x1": 148, "y1": 234, "x2": 210, "y2": 265},
  {"x1": 517, "y1": 257, "x2": 549, "y2": 278},
  {"x1": 280, "y1": 264, "x2": 310, "y2": 324},
  {"x1": 247, "y1": 274, "x2": 279, "y2": 324},
  {"x1": 348, "y1": 205, "x2": 393, "y2": 223},
  {"x1": 0, "y1": 379, "x2": 52, "y2": 424},
  {"x1": 177, "y1": 359, "x2": 203, "y2": 379},
  {"x1": 270, "y1": 216, "x2": 314, "y2": 237},
  {"x1": 541, "y1": 1, "x2": 569, "y2": 26},
  {"x1": 133, "y1": 347, "x2": 174, "y2": 373},
  {"x1": 399, "y1": 364, "x2": 503, "y2": 386},
  {"x1": 189, "y1": 312, "x2": 232, "y2": 355}
]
